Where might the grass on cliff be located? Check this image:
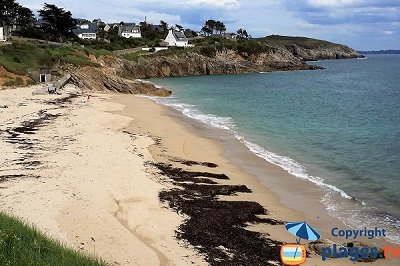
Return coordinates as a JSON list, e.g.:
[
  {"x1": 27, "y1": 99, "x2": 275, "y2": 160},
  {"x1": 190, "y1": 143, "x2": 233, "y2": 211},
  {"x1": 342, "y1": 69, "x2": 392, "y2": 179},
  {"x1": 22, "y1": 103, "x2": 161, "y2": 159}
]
[
  {"x1": 0, "y1": 212, "x2": 106, "y2": 266},
  {"x1": 0, "y1": 41, "x2": 96, "y2": 75},
  {"x1": 121, "y1": 38, "x2": 276, "y2": 61},
  {"x1": 256, "y1": 35, "x2": 340, "y2": 49}
]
